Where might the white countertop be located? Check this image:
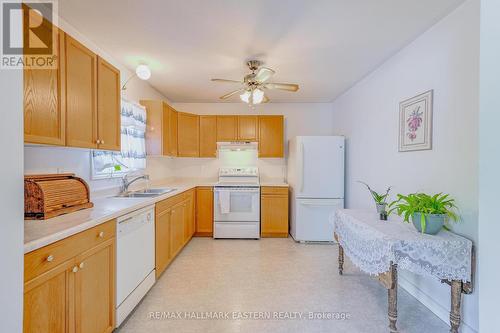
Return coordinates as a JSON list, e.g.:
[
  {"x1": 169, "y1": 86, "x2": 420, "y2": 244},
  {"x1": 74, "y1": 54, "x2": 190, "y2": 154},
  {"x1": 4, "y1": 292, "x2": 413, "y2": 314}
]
[
  {"x1": 24, "y1": 179, "x2": 288, "y2": 253},
  {"x1": 260, "y1": 181, "x2": 289, "y2": 187}
]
